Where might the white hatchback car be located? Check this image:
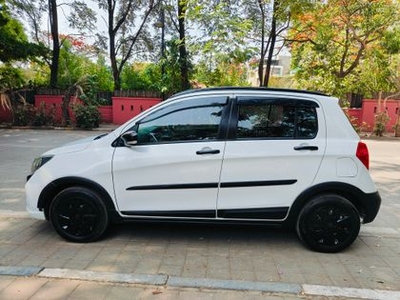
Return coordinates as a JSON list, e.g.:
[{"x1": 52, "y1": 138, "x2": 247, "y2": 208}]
[{"x1": 26, "y1": 88, "x2": 381, "y2": 252}]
